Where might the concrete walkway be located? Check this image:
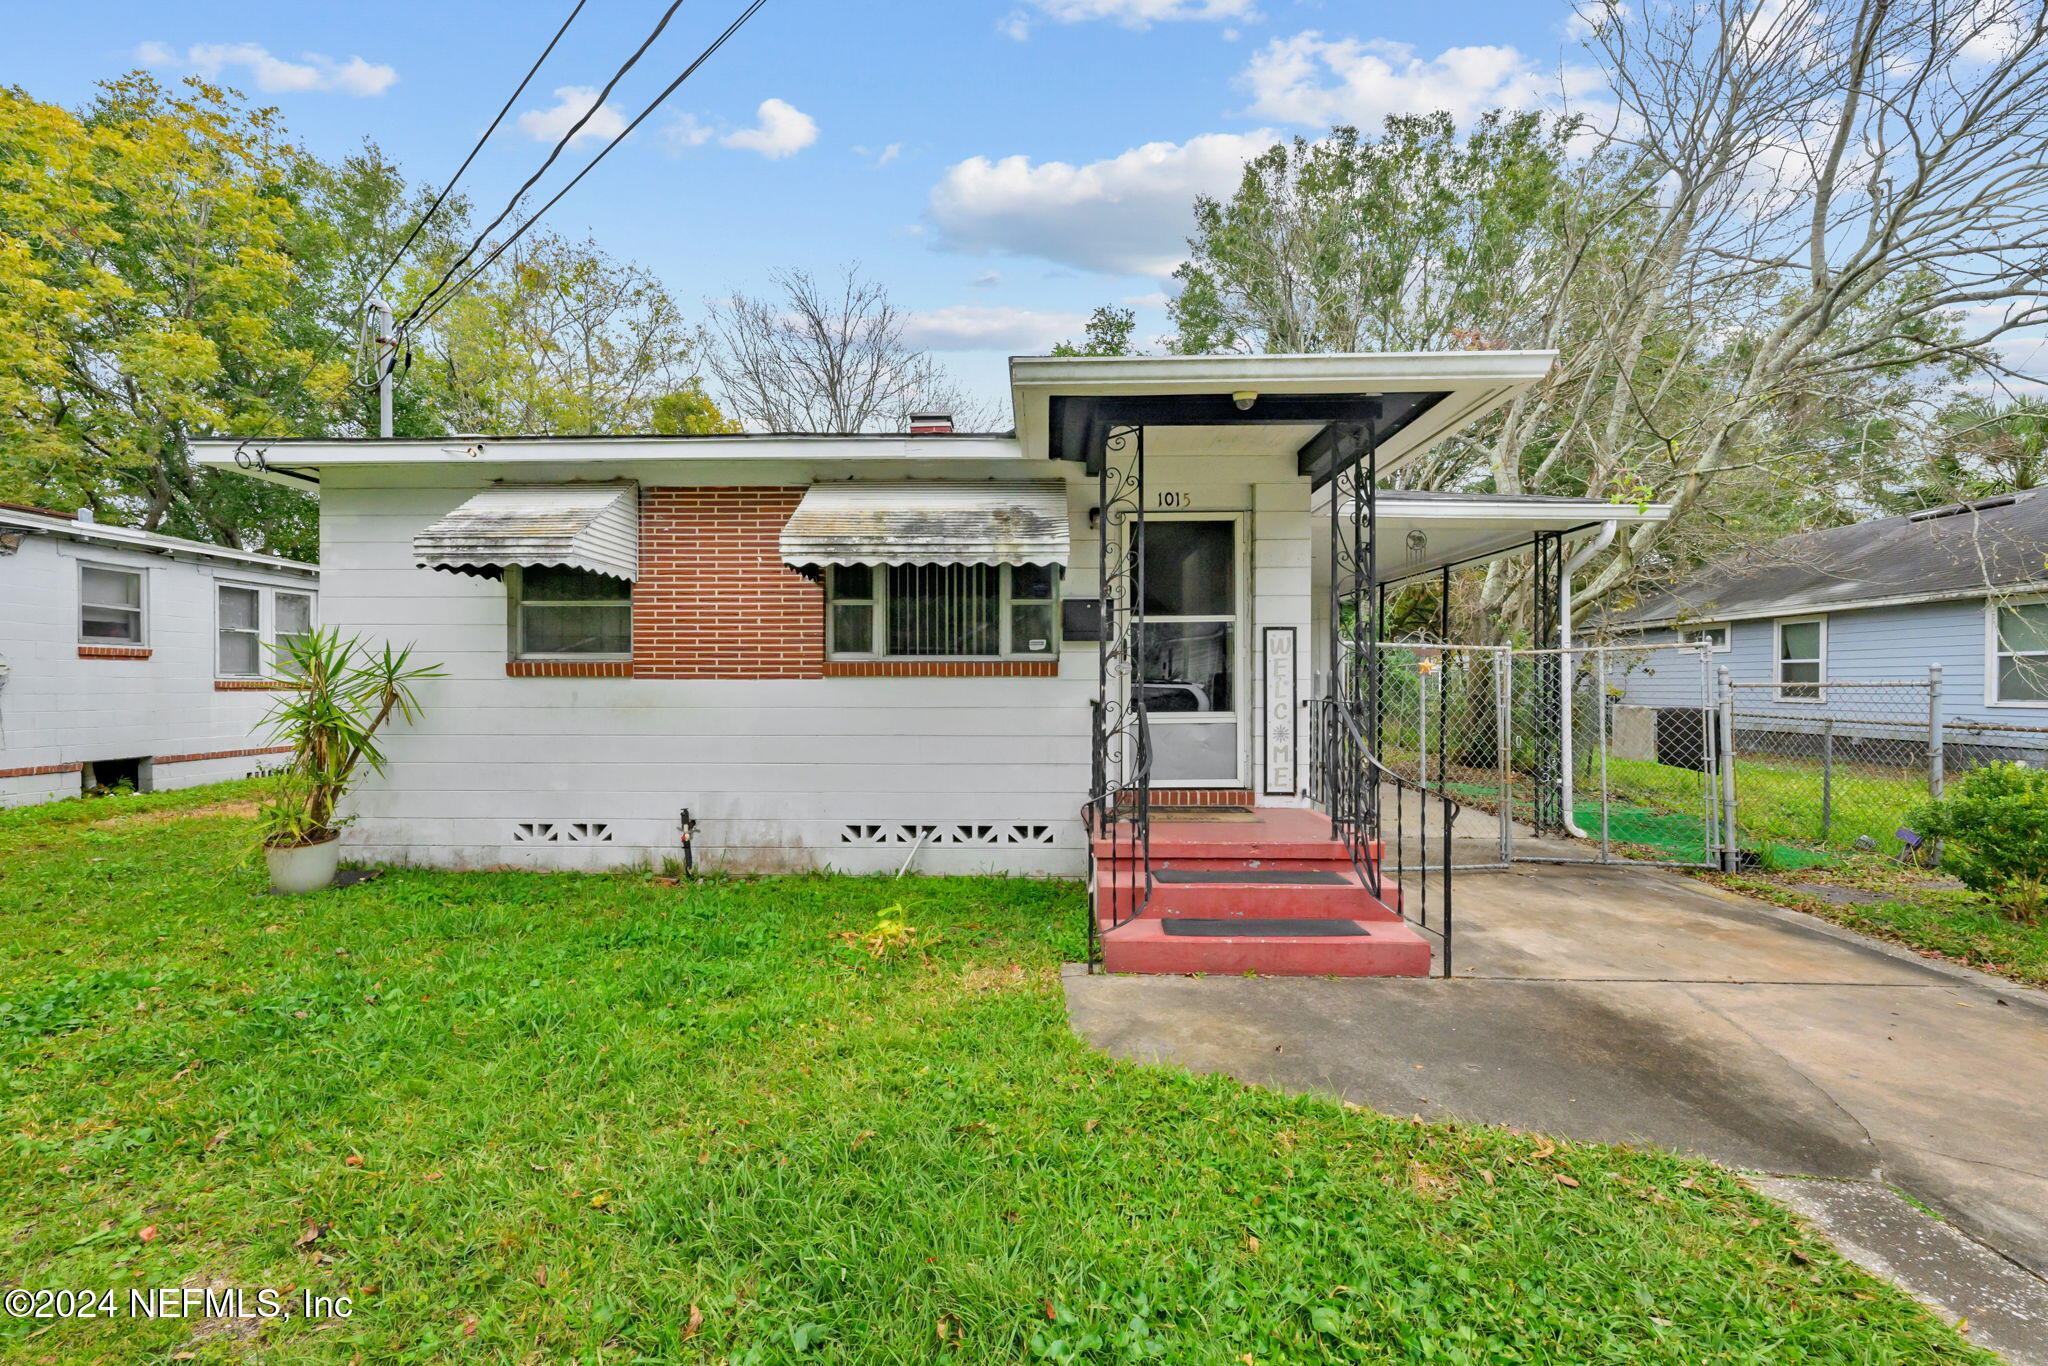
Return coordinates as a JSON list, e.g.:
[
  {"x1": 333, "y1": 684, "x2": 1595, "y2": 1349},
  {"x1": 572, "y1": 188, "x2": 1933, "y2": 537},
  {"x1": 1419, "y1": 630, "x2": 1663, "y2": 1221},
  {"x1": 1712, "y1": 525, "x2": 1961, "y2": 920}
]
[{"x1": 1067, "y1": 864, "x2": 2048, "y2": 1359}]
